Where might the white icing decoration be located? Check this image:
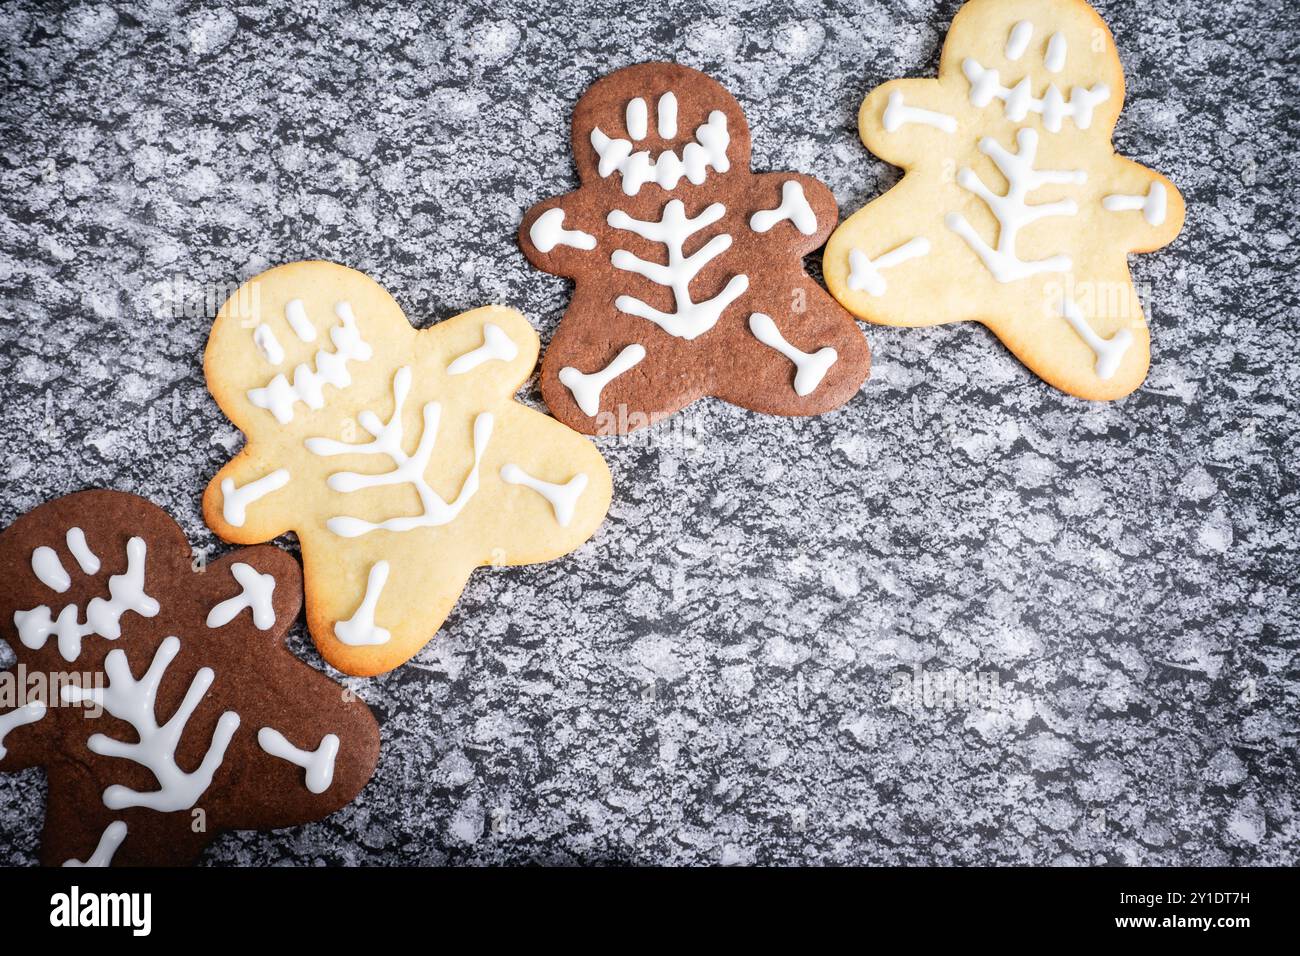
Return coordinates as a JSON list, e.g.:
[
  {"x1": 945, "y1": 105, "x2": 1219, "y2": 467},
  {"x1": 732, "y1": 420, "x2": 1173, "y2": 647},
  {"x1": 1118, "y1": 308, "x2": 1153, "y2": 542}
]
[
  {"x1": 1044, "y1": 32, "x2": 1067, "y2": 73},
  {"x1": 253, "y1": 323, "x2": 285, "y2": 365},
  {"x1": 63, "y1": 821, "x2": 127, "y2": 868},
  {"x1": 1005, "y1": 20, "x2": 1033, "y2": 61},
  {"x1": 962, "y1": 58, "x2": 1110, "y2": 132},
  {"x1": 847, "y1": 237, "x2": 931, "y2": 297},
  {"x1": 14, "y1": 537, "x2": 160, "y2": 663},
  {"x1": 1059, "y1": 296, "x2": 1133, "y2": 380},
  {"x1": 608, "y1": 199, "x2": 749, "y2": 340},
  {"x1": 500, "y1": 465, "x2": 588, "y2": 527},
  {"x1": 558, "y1": 344, "x2": 647, "y2": 418},
  {"x1": 247, "y1": 301, "x2": 373, "y2": 424},
  {"x1": 257, "y1": 728, "x2": 339, "y2": 794},
  {"x1": 0, "y1": 700, "x2": 46, "y2": 761},
  {"x1": 590, "y1": 108, "x2": 730, "y2": 195},
  {"x1": 447, "y1": 323, "x2": 519, "y2": 375},
  {"x1": 625, "y1": 96, "x2": 648, "y2": 139},
  {"x1": 657, "y1": 91, "x2": 678, "y2": 138},
  {"x1": 945, "y1": 128, "x2": 1086, "y2": 283},
  {"x1": 750, "y1": 181, "x2": 819, "y2": 235},
  {"x1": 305, "y1": 367, "x2": 492, "y2": 537},
  {"x1": 335, "y1": 561, "x2": 391, "y2": 646},
  {"x1": 61, "y1": 636, "x2": 241, "y2": 812},
  {"x1": 747, "y1": 313, "x2": 838, "y2": 397},
  {"x1": 882, "y1": 91, "x2": 958, "y2": 134},
  {"x1": 284, "y1": 298, "x2": 317, "y2": 343},
  {"x1": 206, "y1": 562, "x2": 276, "y2": 631},
  {"x1": 529, "y1": 208, "x2": 597, "y2": 253},
  {"x1": 1103, "y1": 181, "x2": 1167, "y2": 226},
  {"x1": 32, "y1": 546, "x2": 71, "y2": 593},
  {"x1": 220, "y1": 468, "x2": 291, "y2": 528},
  {"x1": 66, "y1": 527, "x2": 100, "y2": 575}
]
